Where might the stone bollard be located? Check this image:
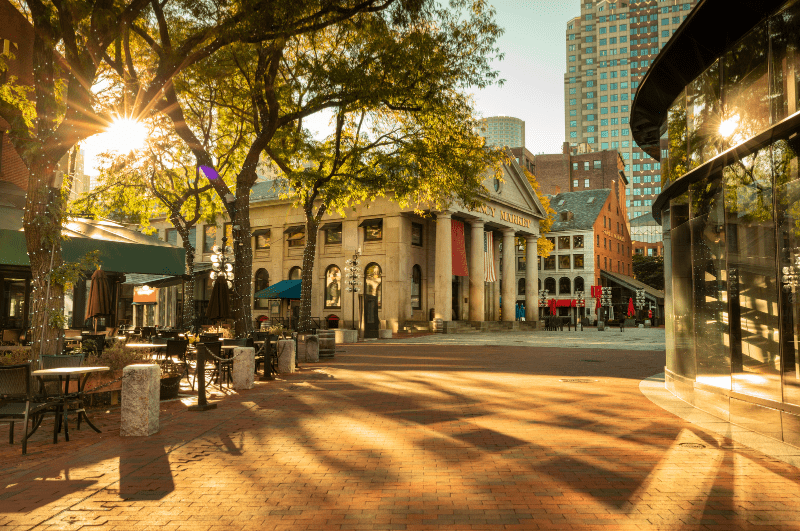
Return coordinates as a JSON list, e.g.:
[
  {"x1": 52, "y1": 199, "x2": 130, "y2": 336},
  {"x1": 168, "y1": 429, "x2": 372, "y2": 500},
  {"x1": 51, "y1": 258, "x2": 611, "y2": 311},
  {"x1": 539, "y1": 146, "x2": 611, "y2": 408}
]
[
  {"x1": 232, "y1": 347, "x2": 255, "y2": 390},
  {"x1": 318, "y1": 330, "x2": 335, "y2": 358},
  {"x1": 304, "y1": 335, "x2": 319, "y2": 363},
  {"x1": 644, "y1": 320, "x2": 652, "y2": 328},
  {"x1": 597, "y1": 320, "x2": 605, "y2": 331},
  {"x1": 121, "y1": 364, "x2": 160, "y2": 437},
  {"x1": 334, "y1": 329, "x2": 358, "y2": 344},
  {"x1": 378, "y1": 329, "x2": 392, "y2": 339},
  {"x1": 277, "y1": 339, "x2": 295, "y2": 373}
]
